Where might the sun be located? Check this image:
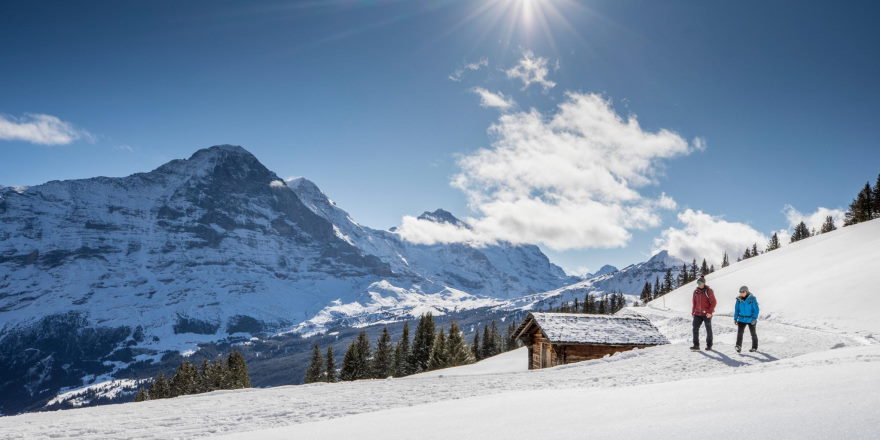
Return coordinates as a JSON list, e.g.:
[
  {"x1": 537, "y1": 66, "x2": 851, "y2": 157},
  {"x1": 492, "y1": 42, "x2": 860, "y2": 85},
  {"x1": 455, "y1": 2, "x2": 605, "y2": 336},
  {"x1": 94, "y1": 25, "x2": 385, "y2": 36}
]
[{"x1": 446, "y1": 0, "x2": 586, "y2": 55}]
